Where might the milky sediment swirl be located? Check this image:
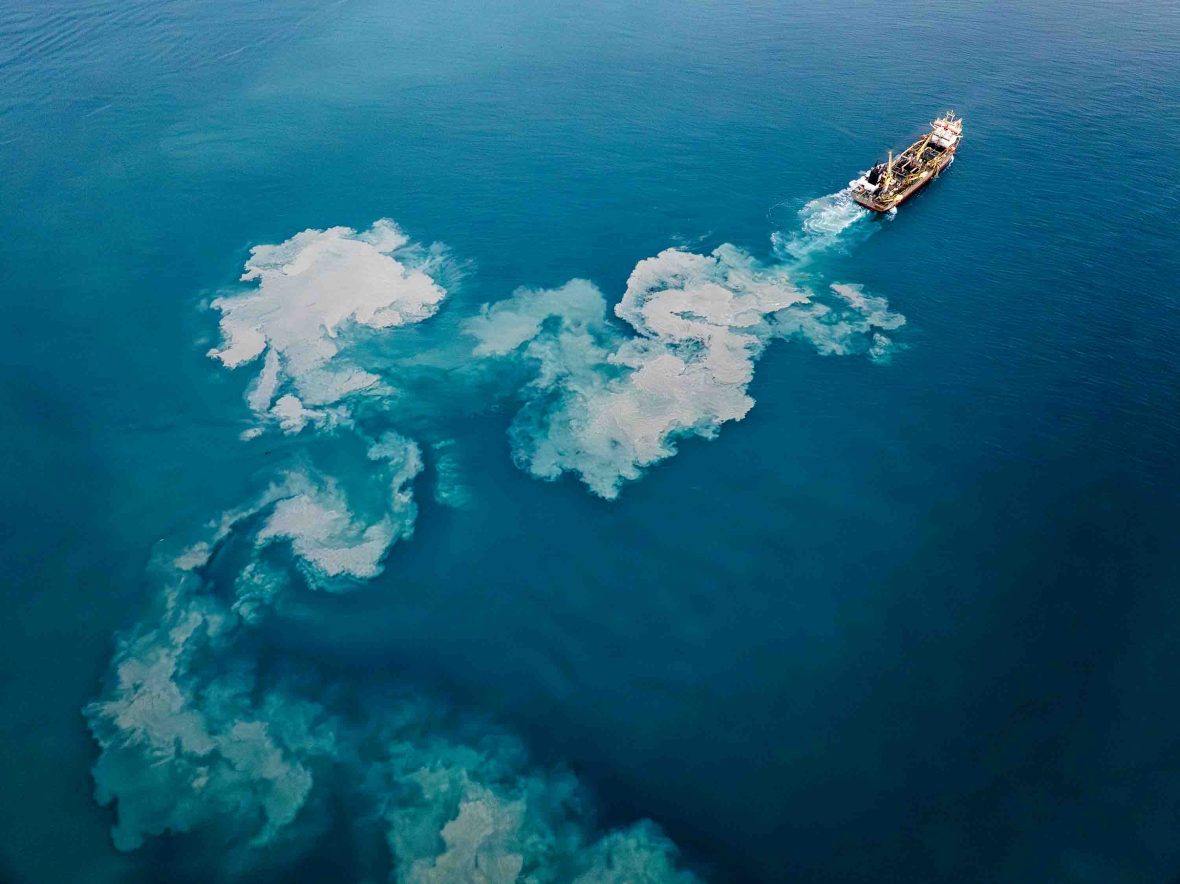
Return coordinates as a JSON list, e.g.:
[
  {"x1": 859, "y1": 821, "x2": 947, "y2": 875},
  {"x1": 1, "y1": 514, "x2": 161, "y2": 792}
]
[
  {"x1": 86, "y1": 515, "x2": 699, "y2": 881},
  {"x1": 207, "y1": 219, "x2": 450, "y2": 436},
  {"x1": 88, "y1": 200, "x2": 899, "y2": 879},
  {"x1": 467, "y1": 243, "x2": 903, "y2": 499}
]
